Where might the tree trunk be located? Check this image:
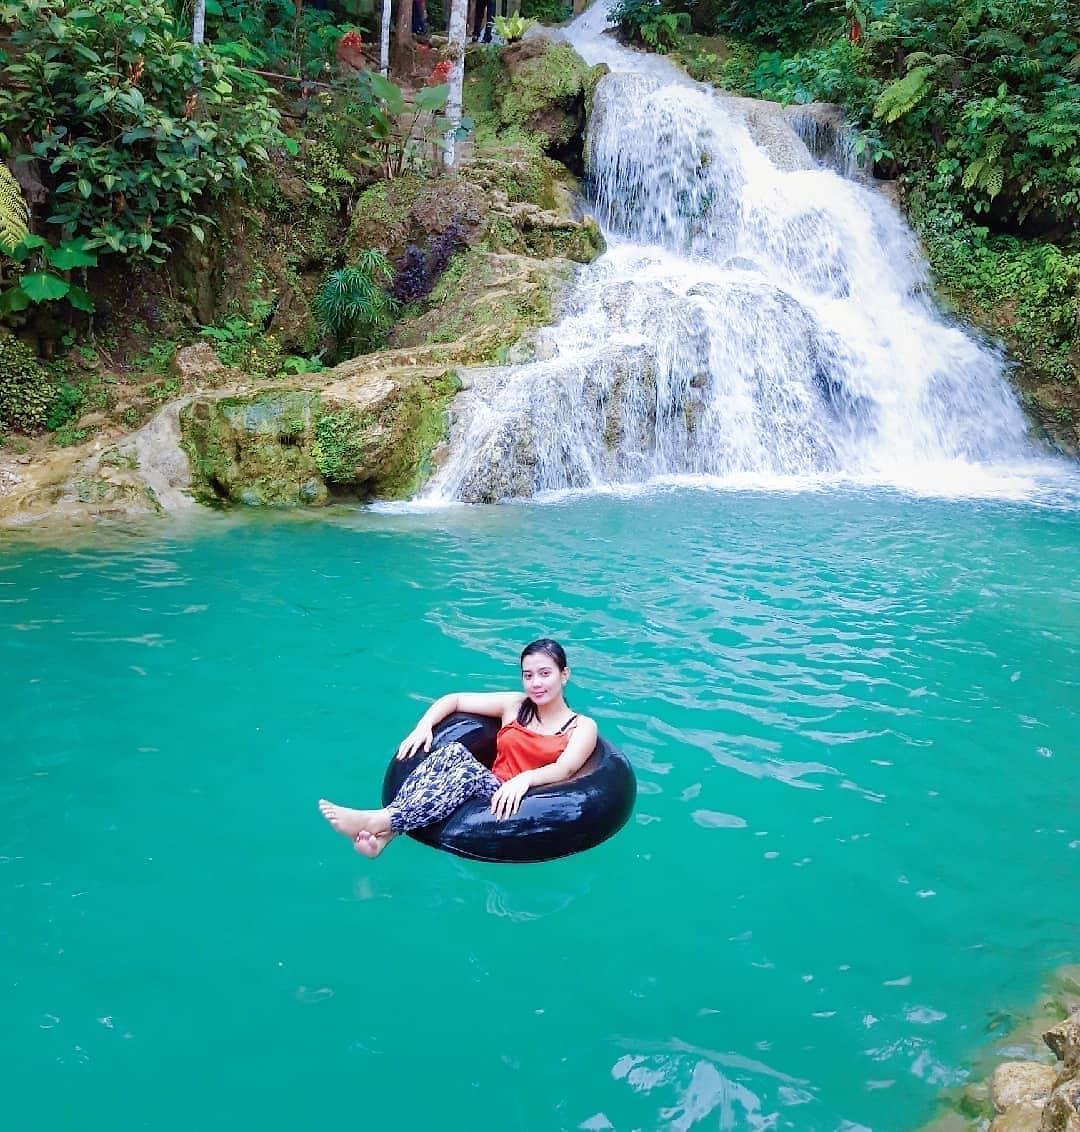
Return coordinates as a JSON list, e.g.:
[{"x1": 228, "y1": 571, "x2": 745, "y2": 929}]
[
  {"x1": 392, "y1": 0, "x2": 413, "y2": 77},
  {"x1": 445, "y1": 0, "x2": 467, "y2": 167},
  {"x1": 192, "y1": 0, "x2": 206, "y2": 45},
  {"x1": 380, "y1": 0, "x2": 391, "y2": 76}
]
